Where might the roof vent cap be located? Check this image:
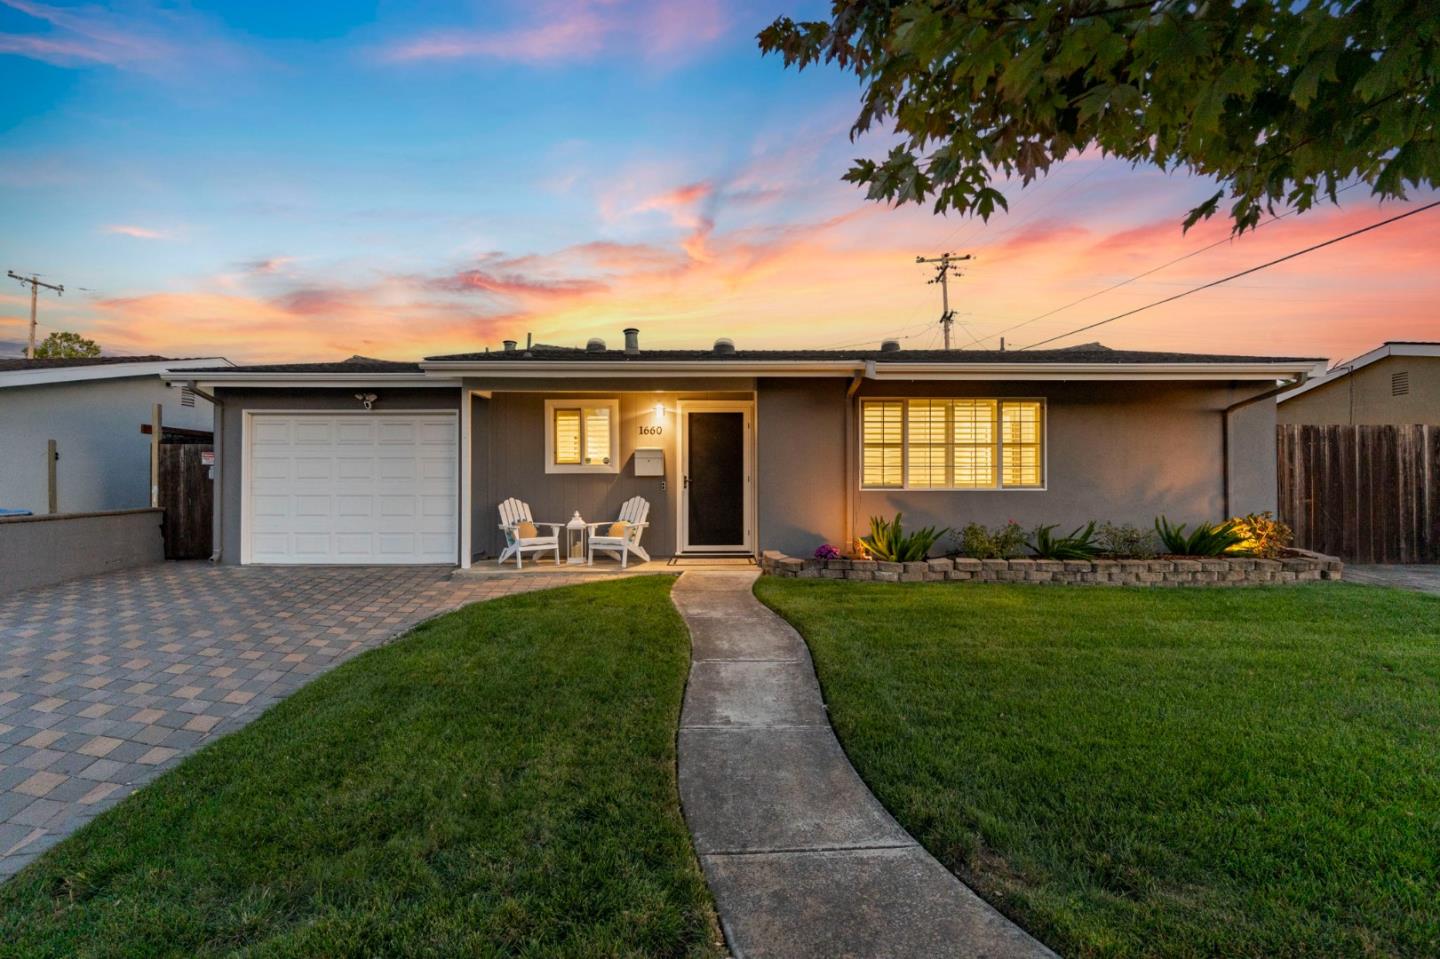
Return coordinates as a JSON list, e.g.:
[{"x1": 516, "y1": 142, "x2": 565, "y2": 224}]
[
  {"x1": 880, "y1": 339, "x2": 901, "y2": 353},
  {"x1": 586, "y1": 337, "x2": 606, "y2": 353},
  {"x1": 502, "y1": 339, "x2": 517, "y2": 352},
  {"x1": 622, "y1": 327, "x2": 640, "y2": 355},
  {"x1": 713, "y1": 337, "x2": 735, "y2": 355}
]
